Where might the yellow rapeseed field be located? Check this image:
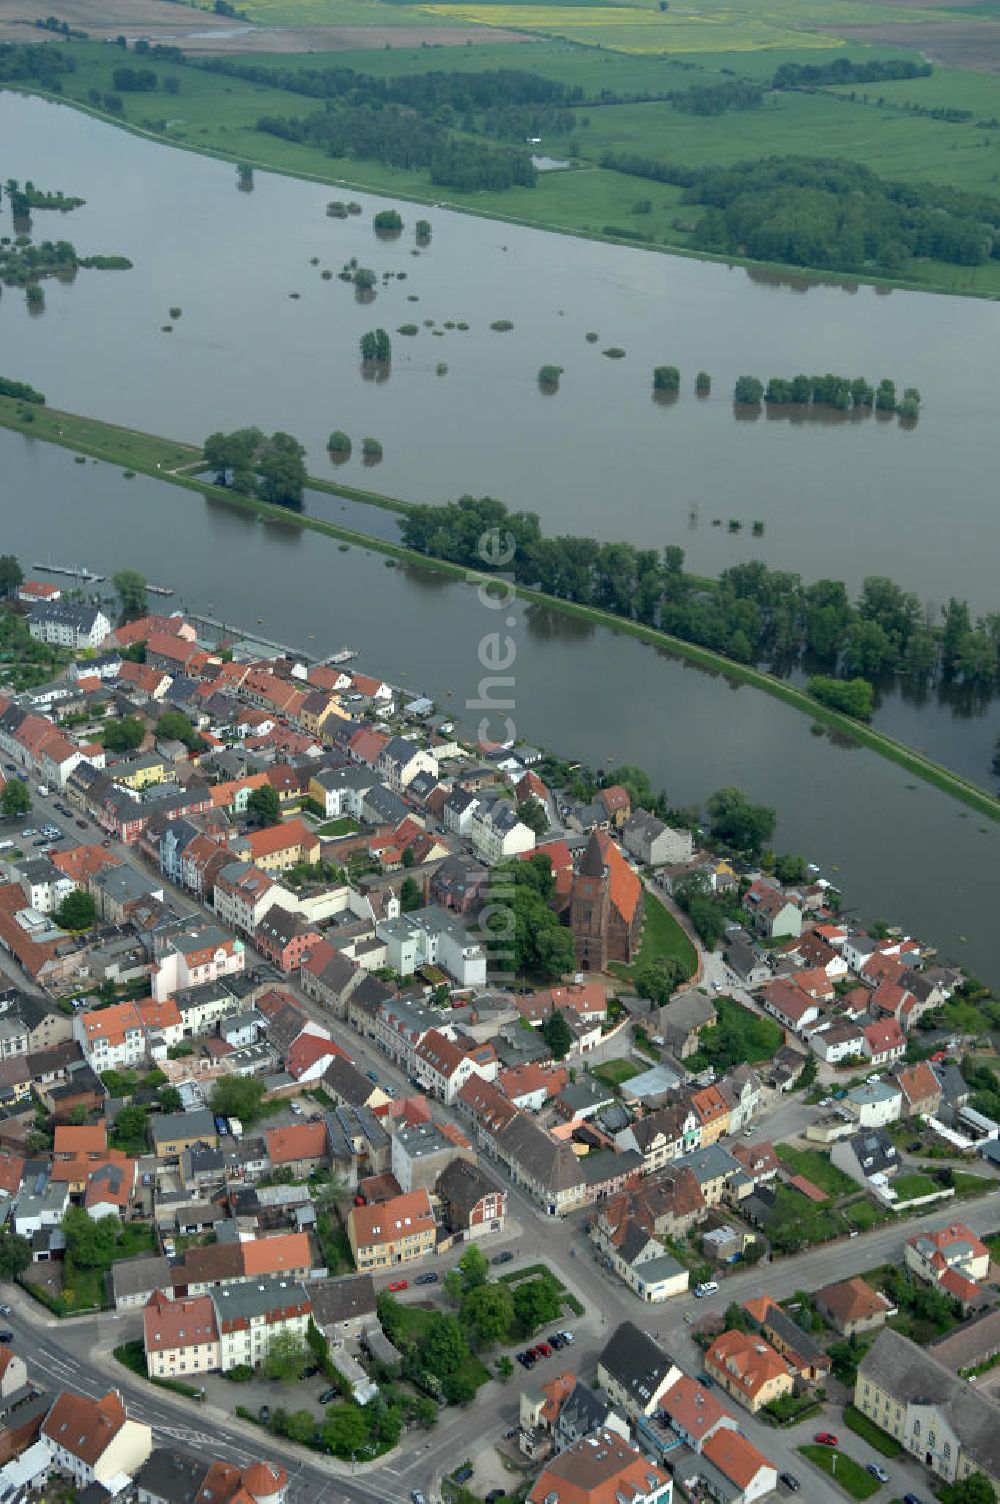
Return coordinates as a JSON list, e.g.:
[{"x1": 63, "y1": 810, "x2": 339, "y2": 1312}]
[{"x1": 417, "y1": 4, "x2": 837, "y2": 52}]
